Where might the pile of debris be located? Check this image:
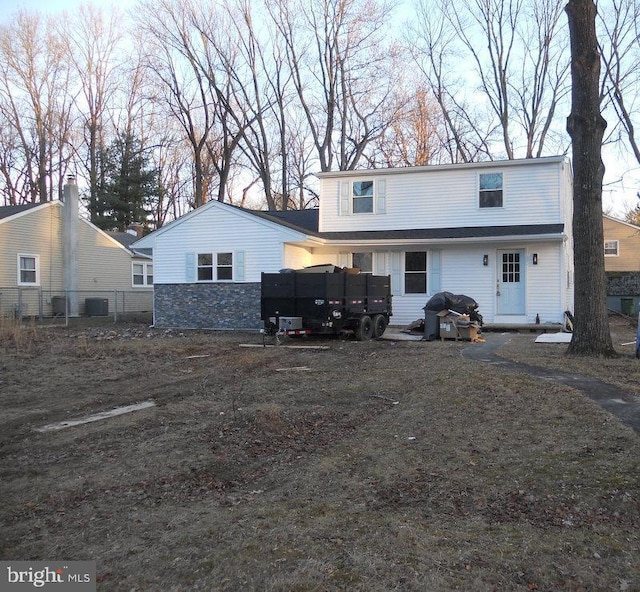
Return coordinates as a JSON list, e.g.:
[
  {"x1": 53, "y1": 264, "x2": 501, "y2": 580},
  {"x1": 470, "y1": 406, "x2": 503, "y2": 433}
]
[{"x1": 405, "y1": 291, "x2": 483, "y2": 342}]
